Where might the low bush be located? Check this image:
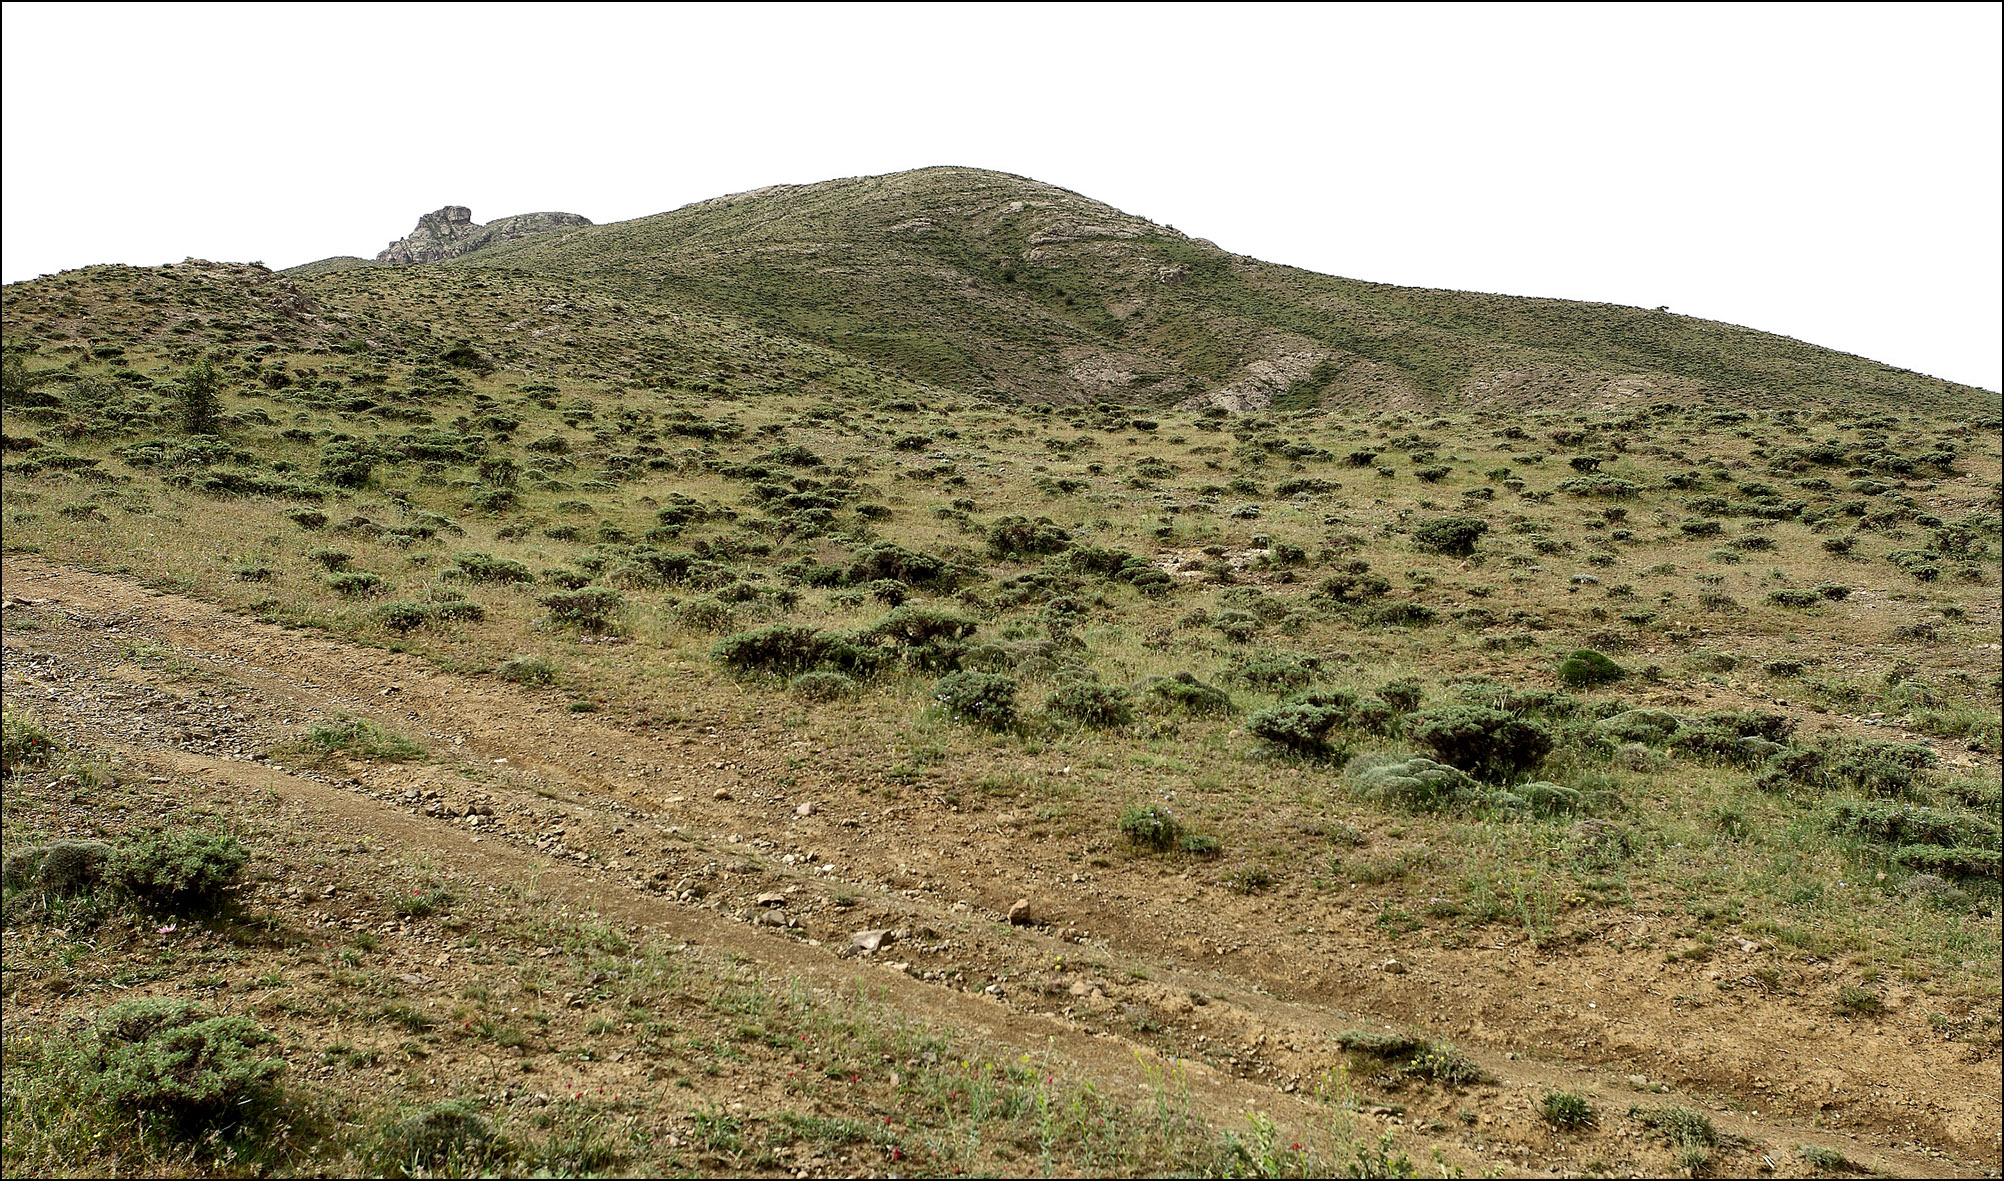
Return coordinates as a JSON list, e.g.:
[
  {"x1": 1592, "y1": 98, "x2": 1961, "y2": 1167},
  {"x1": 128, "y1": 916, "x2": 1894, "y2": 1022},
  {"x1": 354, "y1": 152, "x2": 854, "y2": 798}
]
[
  {"x1": 1344, "y1": 753, "x2": 1484, "y2": 813},
  {"x1": 1136, "y1": 672, "x2": 1236, "y2": 715},
  {"x1": 1118, "y1": 804, "x2": 1183, "y2": 852},
  {"x1": 1406, "y1": 705, "x2": 1553, "y2": 781},
  {"x1": 1045, "y1": 680, "x2": 1133, "y2": 728},
  {"x1": 327, "y1": 571, "x2": 385, "y2": 597},
  {"x1": 1411, "y1": 516, "x2": 1489, "y2": 557},
  {"x1": 88, "y1": 998, "x2": 286, "y2": 1133},
  {"x1": 1246, "y1": 690, "x2": 1395, "y2": 756},
  {"x1": 451, "y1": 552, "x2": 533, "y2": 584},
  {"x1": 1555, "y1": 649, "x2": 1625, "y2": 688},
  {"x1": 714, "y1": 624, "x2": 836, "y2": 677},
  {"x1": 114, "y1": 831, "x2": 247, "y2": 914},
  {"x1": 987, "y1": 514, "x2": 1071, "y2": 558},
  {"x1": 539, "y1": 586, "x2": 623, "y2": 631},
  {"x1": 2, "y1": 839, "x2": 115, "y2": 922},
  {"x1": 932, "y1": 671, "x2": 1018, "y2": 729},
  {"x1": 296, "y1": 717, "x2": 423, "y2": 763},
  {"x1": 1540, "y1": 1090, "x2": 1595, "y2": 1129},
  {"x1": 1593, "y1": 708, "x2": 1682, "y2": 745}
]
